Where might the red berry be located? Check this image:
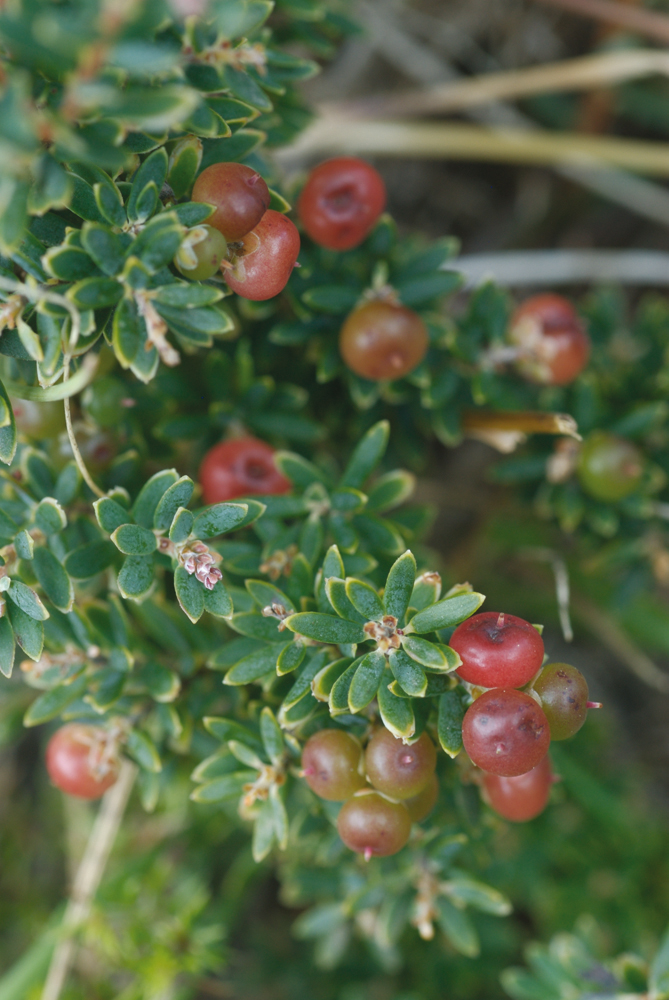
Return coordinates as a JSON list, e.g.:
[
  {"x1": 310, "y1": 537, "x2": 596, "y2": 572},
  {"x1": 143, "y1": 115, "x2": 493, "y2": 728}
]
[
  {"x1": 364, "y1": 728, "x2": 437, "y2": 800},
  {"x1": 482, "y1": 754, "x2": 552, "y2": 822},
  {"x1": 192, "y1": 162, "x2": 270, "y2": 241},
  {"x1": 301, "y1": 729, "x2": 366, "y2": 801},
  {"x1": 450, "y1": 612, "x2": 544, "y2": 689},
  {"x1": 297, "y1": 157, "x2": 386, "y2": 251},
  {"x1": 199, "y1": 436, "x2": 291, "y2": 505},
  {"x1": 509, "y1": 293, "x2": 590, "y2": 386},
  {"x1": 337, "y1": 789, "x2": 412, "y2": 859},
  {"x1": 46, "y1": 724, "x2": 120, "y2": 800},
  {"x1": 405, "y1": 772, "x2": 439, "y2": 823},
  {"x1": 339, "y1": 300, "x2": 428, "y2": 381},
  {"x1": 577, "y1": 431, "x2": 643, "y2": 502},
  {"x1": 462, "y1": 688, "x2": 550, "y2": 777},
  {"x1": 224, "y1": 210, "x2": 300, "y2": 301}
]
